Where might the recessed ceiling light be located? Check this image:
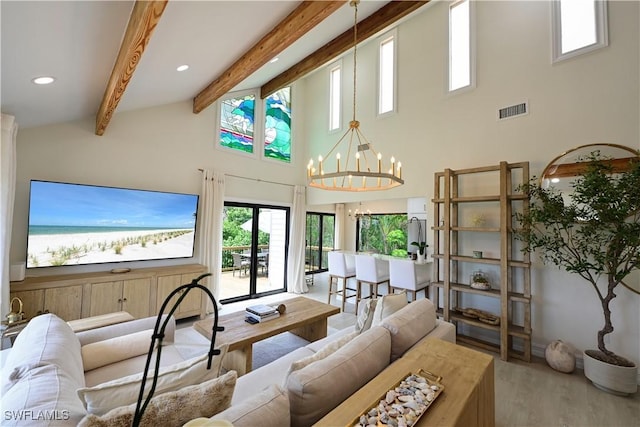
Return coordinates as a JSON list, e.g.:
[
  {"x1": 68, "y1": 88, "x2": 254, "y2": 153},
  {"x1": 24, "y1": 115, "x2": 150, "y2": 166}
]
[
  {"x1": 269, "y1": 57, "x2": 279, "y2": 64},
  {"x1": 176, "y1": 65, "x2": 189, "y2": 72},
  {"x1": 551, "y1": 178, "x2": 560, "y2": 183},
  {"x1": 32, "y1": 76, "x2": 55, "y2": 85}
]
